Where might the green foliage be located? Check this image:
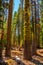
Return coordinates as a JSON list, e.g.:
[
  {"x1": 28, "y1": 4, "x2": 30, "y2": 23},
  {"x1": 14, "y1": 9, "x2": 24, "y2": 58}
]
[
  {"x1": 0, "y1": 20, "x2": 3, "y2": 22},
  {"x1": 0, "y1": 6, "x2": 4, "y2": 10}
]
